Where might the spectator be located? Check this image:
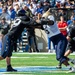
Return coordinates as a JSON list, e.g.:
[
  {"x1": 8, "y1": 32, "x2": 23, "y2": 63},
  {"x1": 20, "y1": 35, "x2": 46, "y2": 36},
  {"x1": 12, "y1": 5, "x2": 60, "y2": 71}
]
[
  {"x1": 0, "y1": 1, "x2": 2, "y2": 15},
  {"x1": 57, "y1": 16, "x2": 68, "y2": 37},
  {"x1": 0, "y1": 7, "x2": 11, "y2": 21},
  {"x1": 72, "y1": 4, "x2": 75, "y2": 13},
  {"x1": 26, "y1": 27, "x2": 39, "y2": 52},
  {"x1": 7, "y1": 5, "x2": 16, "y2": 20},
  {"x1": 55, "y1": 0, "x2": 66, "y2": 8},
  {"x1": 55, "y1": 0, "x2": 67, "y2": 8},
  {"x1": 31, "y1": 0, "x2": 37, "y2": 9},
  {"x1": 47, "y1": 35, "x2": 55, "y2": 53},
  {"x1": 22, "y1": 4, "x2": 33, "y2": 17},
  {"x1": 55, "y1": 0, "x2": 66, "y2": 4},
  {"x1": 14, "y1": 4, "x2": 20, "y2": 16},
  {"x1": 29, "y1": 3, "x2": 37, "y2": 15},
  {"x1": 1, "y1": 0, "x2": 7, "y2": 7},
  {"x1": 67, "y1": 15, "x2": 74, "y2": 25},
  {"x1": 65, "y1": 0, "x2": 73, "y2": 8},
  {"x1": 13, "y1": 0, "x2": 20, "y2": 7},
  {"x1": 35, "y1": 3, "x2": 43, "y2": 16},
  {"x1": 57, "y1": 9, "x2": 67, "y2": 21},
  {"x1": 26, "y1": 0, "x2": 31, "y2": 7},
  {"x1": 7, "y1": 0, "x2": 13, "y2": 6},
  {"x1": 50, "y1": 0, "x2": 55, "y2": 7},
  {"x1": 20, "y1": 0, "x2": 27, "y2": 7},
  {"x1": 43, "y1": 0, "x2": 51, "y2": 12}
]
